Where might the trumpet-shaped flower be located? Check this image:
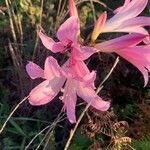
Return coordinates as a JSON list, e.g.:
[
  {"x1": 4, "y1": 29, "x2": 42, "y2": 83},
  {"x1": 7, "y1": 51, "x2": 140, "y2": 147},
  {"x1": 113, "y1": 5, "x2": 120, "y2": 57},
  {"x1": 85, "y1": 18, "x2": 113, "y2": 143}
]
[
  {"x1": 94, "y1": 33, "x2": 150, "y2": 86},
  {"x1": 95, "y1": 0, "x2": 150, "y2": 44},
  {"x1": 26, "y1": 56, "x2": 110, "y2": 123},
  {"x1": 39, "y1": 16, "x2": 94, "y2": 62},
  {"x1": 39, "y1": 0, "x2": 97, "y2": 62}
]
